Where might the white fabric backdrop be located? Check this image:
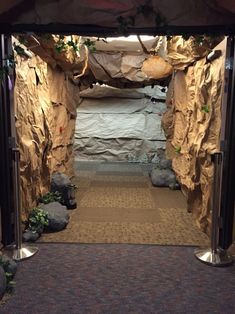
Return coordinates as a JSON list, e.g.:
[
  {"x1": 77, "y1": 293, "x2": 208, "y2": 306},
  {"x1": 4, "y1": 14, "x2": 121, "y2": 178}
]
[
  {"x1": 75, "y1": 113, "x2": 165, "y2": 140},
  {"x1": 74, "y1": 85, "x2": 166, "y2": 161}
]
